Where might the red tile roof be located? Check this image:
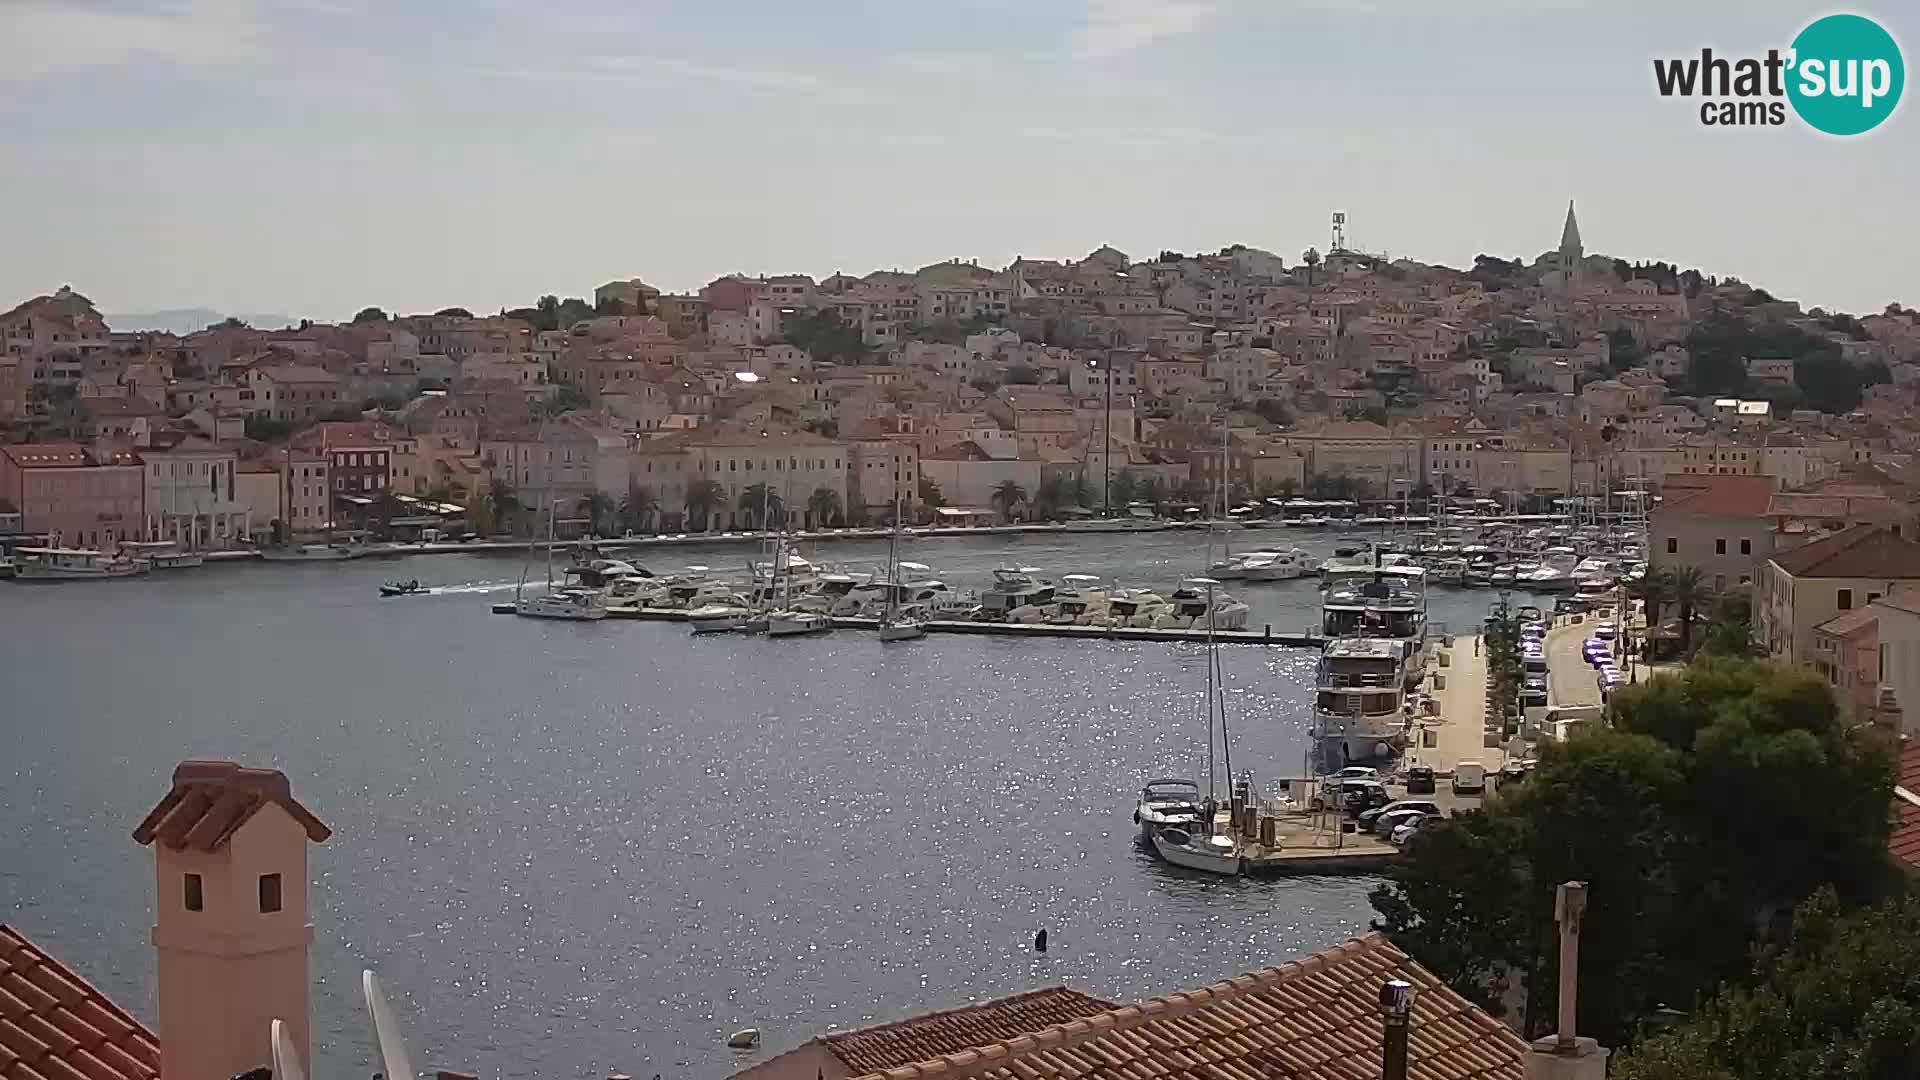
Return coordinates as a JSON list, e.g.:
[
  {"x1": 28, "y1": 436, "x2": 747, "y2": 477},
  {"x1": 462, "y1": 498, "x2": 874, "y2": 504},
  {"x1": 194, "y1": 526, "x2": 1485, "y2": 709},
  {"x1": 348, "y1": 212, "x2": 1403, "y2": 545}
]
[
  {"x1": 824, "y1": 988, "x2": 1118, "y2": 1075},
  {"x1": 0, "y1": 446, "x2": 90, "y2": 469},
  {"x1": 1894, "y1": 739, "x2": 1920, "y2": 875},
  {"x1": 1771, "y1": 525, "x2": 1920, "y2": 579},
  {"x1": 132, "y1": 760, "x2": 331, "y2": 852},
  {"x1": 0, "y1": 926, "x2": 160, "y2": 1080},
  {"x1": 848, "y1": 934, "x2": 1526, "y2": 1080},
  {"x1": 1660, "y1": 474, "x2": 1776, "y2": 518}
]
